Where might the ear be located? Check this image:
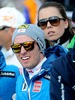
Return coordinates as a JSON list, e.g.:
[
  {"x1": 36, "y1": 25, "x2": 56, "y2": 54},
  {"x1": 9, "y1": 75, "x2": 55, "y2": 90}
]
[
  {"x1": 64, "y1": 19, "x2": 69, "y2": 29},
  {"x1": 9, "y1": 27, "x2": 15, "y2": 36}
]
